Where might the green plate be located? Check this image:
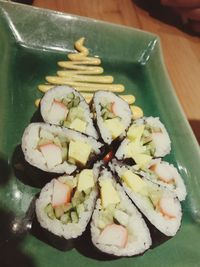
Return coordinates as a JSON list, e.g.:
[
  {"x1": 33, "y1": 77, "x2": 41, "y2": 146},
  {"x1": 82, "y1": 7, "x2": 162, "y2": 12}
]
[{"x1": 0, "y1": 1, "x2": 200, "y2": 267}]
